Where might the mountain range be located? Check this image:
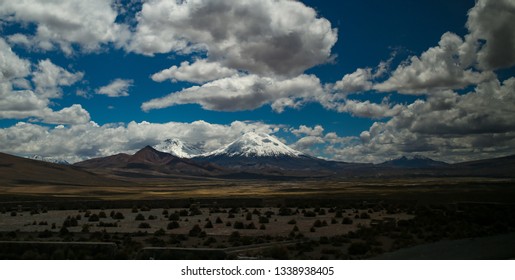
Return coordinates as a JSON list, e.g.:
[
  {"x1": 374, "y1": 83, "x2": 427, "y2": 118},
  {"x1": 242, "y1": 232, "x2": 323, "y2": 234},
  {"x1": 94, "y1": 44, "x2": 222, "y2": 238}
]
[{"x1": 3, "y1": 132, "x2": 515, "y2": 183}]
